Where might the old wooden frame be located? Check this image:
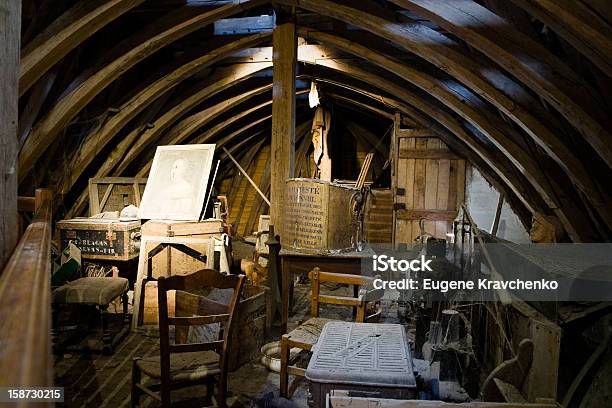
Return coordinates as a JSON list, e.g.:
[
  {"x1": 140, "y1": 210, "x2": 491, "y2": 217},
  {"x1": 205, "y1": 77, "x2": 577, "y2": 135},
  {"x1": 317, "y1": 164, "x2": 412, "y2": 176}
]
[{"x1": 131, "y1": 236, "x2": 217, "y2": 330}]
